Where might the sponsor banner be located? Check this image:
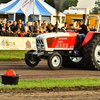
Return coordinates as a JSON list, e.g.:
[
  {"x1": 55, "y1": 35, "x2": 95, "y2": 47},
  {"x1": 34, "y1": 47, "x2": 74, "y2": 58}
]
[{"x1": 0, "y1": 37, "x2": 37, "y2": 50}]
